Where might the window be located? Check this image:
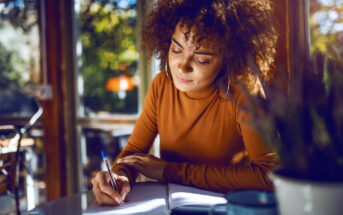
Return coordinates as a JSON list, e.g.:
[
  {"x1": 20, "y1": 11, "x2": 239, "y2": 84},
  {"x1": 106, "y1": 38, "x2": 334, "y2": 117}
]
[
  {"x1": 74, "y1": 0, "x2": 143, "y2": 190},
  {"x1": 0, "y1": 0, "x2": 46, "y2": 211},
  {"x1": 76, "y1": 0, "x2": 139, "y2": 116},
  {"x1": 0, "y1": 0, "x2": 152, "y2": 205},
  {"x1": 309, "y1": 0, "x2": 343, "y2": 57},
  {"x1": 0, "y1": 0, "x2": 41, "y2": 117}
]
